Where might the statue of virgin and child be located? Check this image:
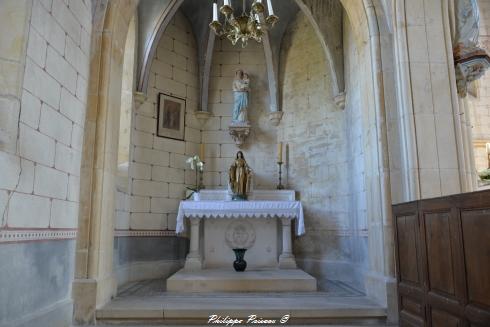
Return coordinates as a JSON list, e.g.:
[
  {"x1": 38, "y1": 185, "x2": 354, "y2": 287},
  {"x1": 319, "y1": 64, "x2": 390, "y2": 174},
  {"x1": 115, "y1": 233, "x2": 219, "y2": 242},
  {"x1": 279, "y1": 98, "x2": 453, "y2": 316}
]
[{"x1": 232, "y1": 69, "x2": 250, "y2": 124}]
